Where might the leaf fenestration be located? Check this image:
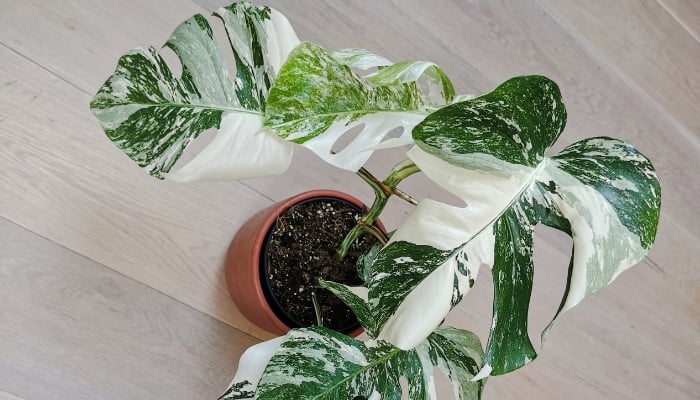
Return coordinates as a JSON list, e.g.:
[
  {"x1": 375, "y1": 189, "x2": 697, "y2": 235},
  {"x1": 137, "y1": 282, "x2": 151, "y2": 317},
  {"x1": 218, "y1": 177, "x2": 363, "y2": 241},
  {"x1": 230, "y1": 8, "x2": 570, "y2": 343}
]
[
  {"x1": 264, "y1": 42, "x2": 454, "y2": 171},
  {"x1": 367, "y1": 76, "x2": 661, "y2": 378},
  {"x1": 91, "y1": 2, "x2": 299, "y2": 180}
]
